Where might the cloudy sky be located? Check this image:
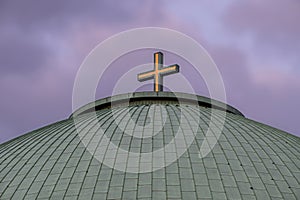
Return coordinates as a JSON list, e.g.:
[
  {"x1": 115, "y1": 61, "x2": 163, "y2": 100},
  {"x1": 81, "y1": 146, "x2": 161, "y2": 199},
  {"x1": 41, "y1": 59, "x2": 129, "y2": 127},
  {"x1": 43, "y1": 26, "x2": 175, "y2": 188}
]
[{"x1": 1, "y1": 0, "x2": 299, "y2": 143}]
